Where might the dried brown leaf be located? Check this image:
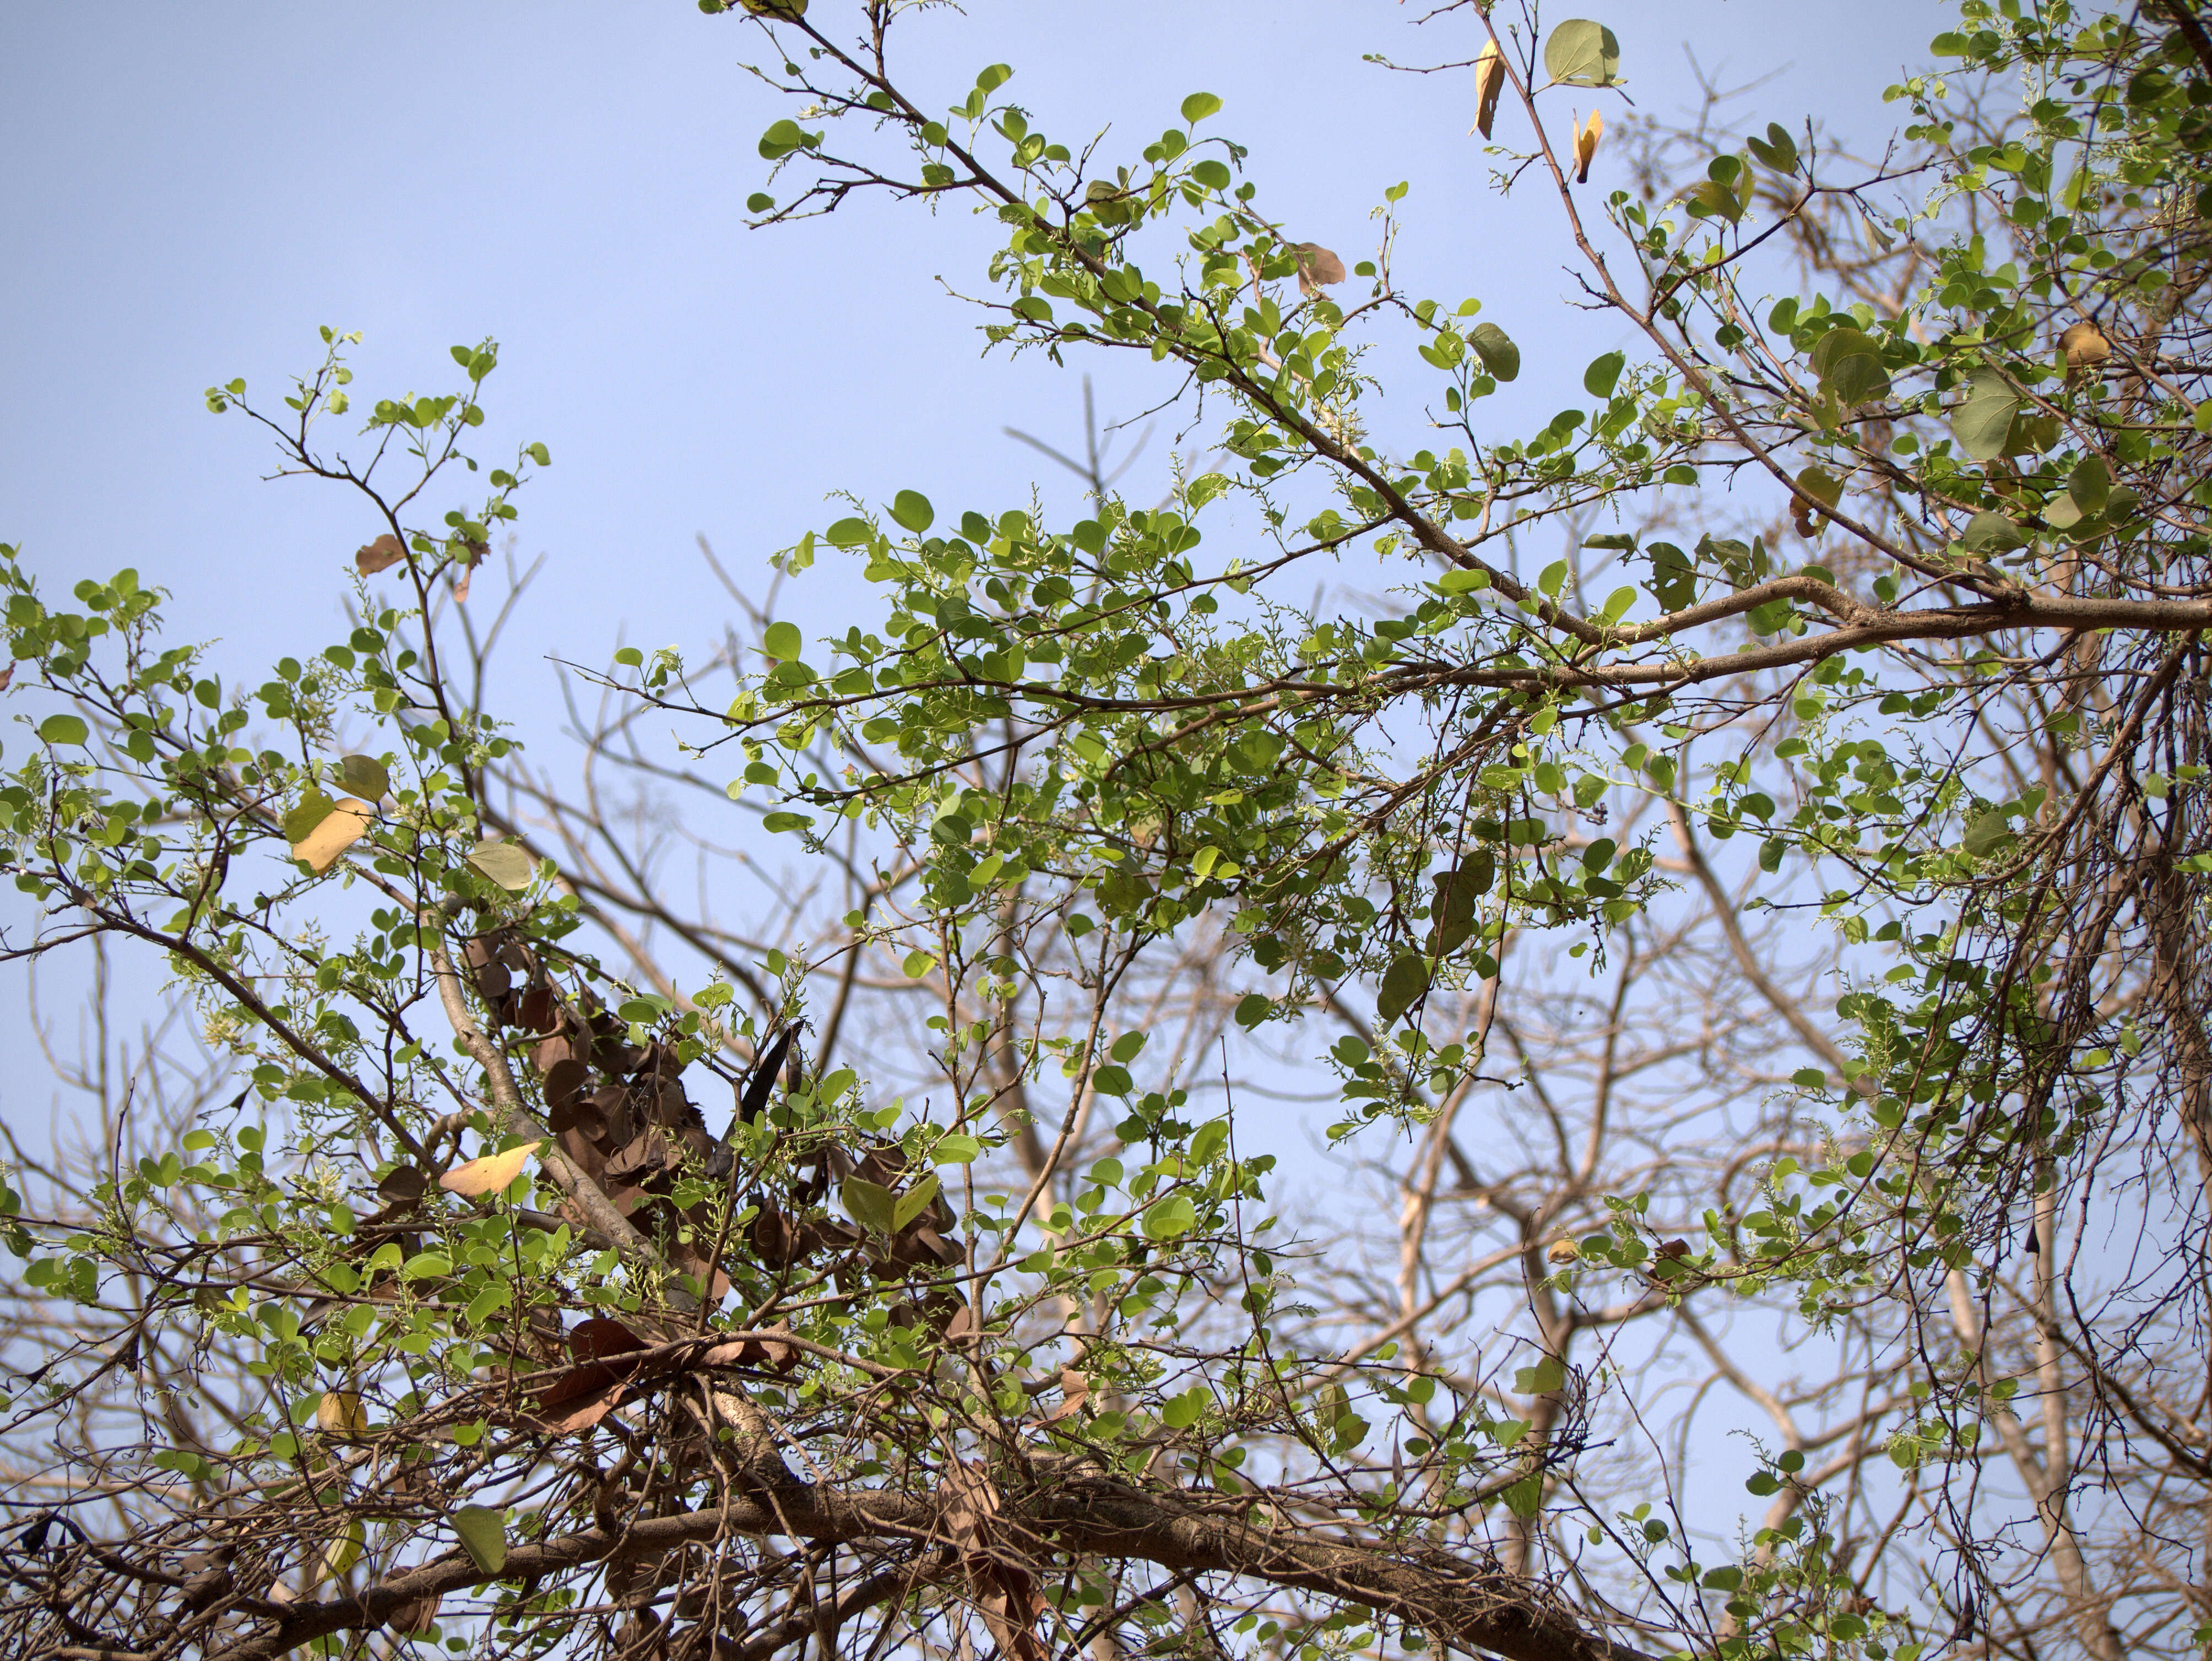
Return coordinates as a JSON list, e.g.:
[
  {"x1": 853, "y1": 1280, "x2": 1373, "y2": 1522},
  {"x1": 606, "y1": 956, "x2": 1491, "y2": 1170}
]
[
  {"x1": 354, "y1": 534, "x2": 406, "y2": 575},
  {"x1": 1293, "y1": 242, "x2": 1346, "y2": 297},
  {"x1": 1043, "y1": 1367, "x2": 1089, "y2": 1423},
  {"x1": 1472, "y1": 39, "x2": 1506, "y2": 138}
]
